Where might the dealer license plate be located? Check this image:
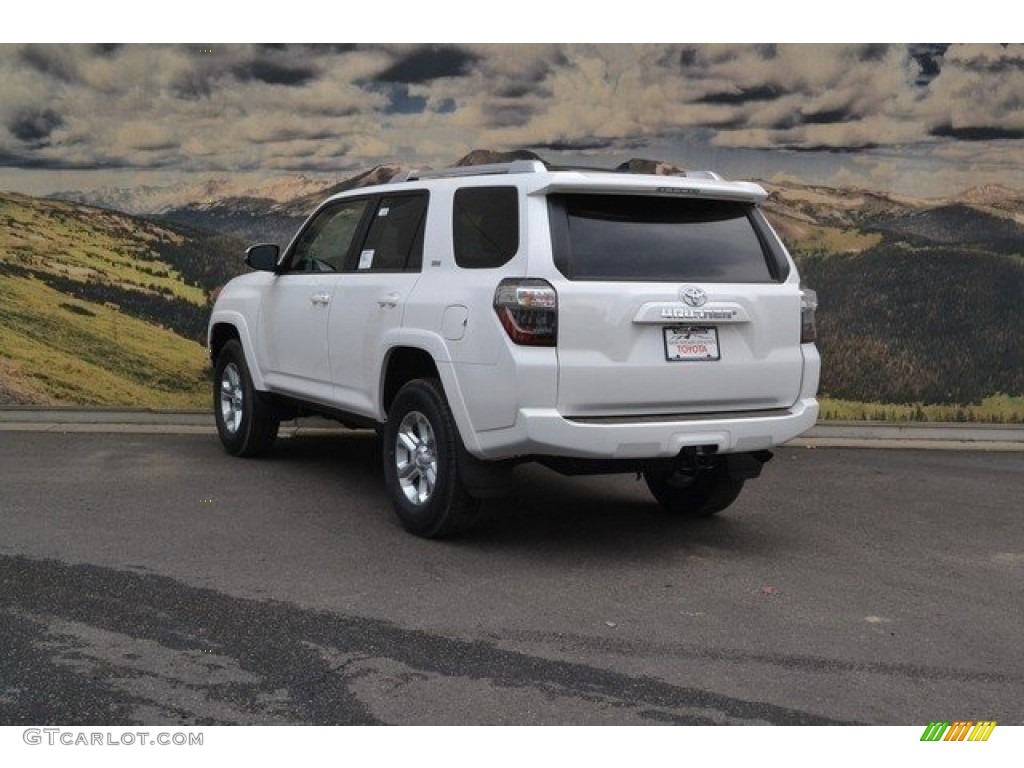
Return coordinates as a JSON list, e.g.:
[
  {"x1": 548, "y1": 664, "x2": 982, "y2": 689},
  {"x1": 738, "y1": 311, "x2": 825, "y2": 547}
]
[{"x1": 663, "y1": 326, "x2": 720, "y2": 361}]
